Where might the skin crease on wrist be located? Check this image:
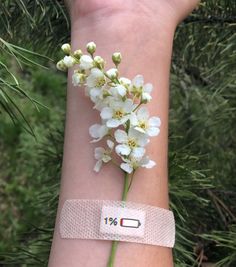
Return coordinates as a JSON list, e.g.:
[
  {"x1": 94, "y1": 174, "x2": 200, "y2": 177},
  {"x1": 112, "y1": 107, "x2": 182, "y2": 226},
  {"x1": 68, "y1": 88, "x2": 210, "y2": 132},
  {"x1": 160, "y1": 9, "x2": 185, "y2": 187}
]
[{"x1": 48, "y1": 1, "x2": 200, "y2": 267}]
